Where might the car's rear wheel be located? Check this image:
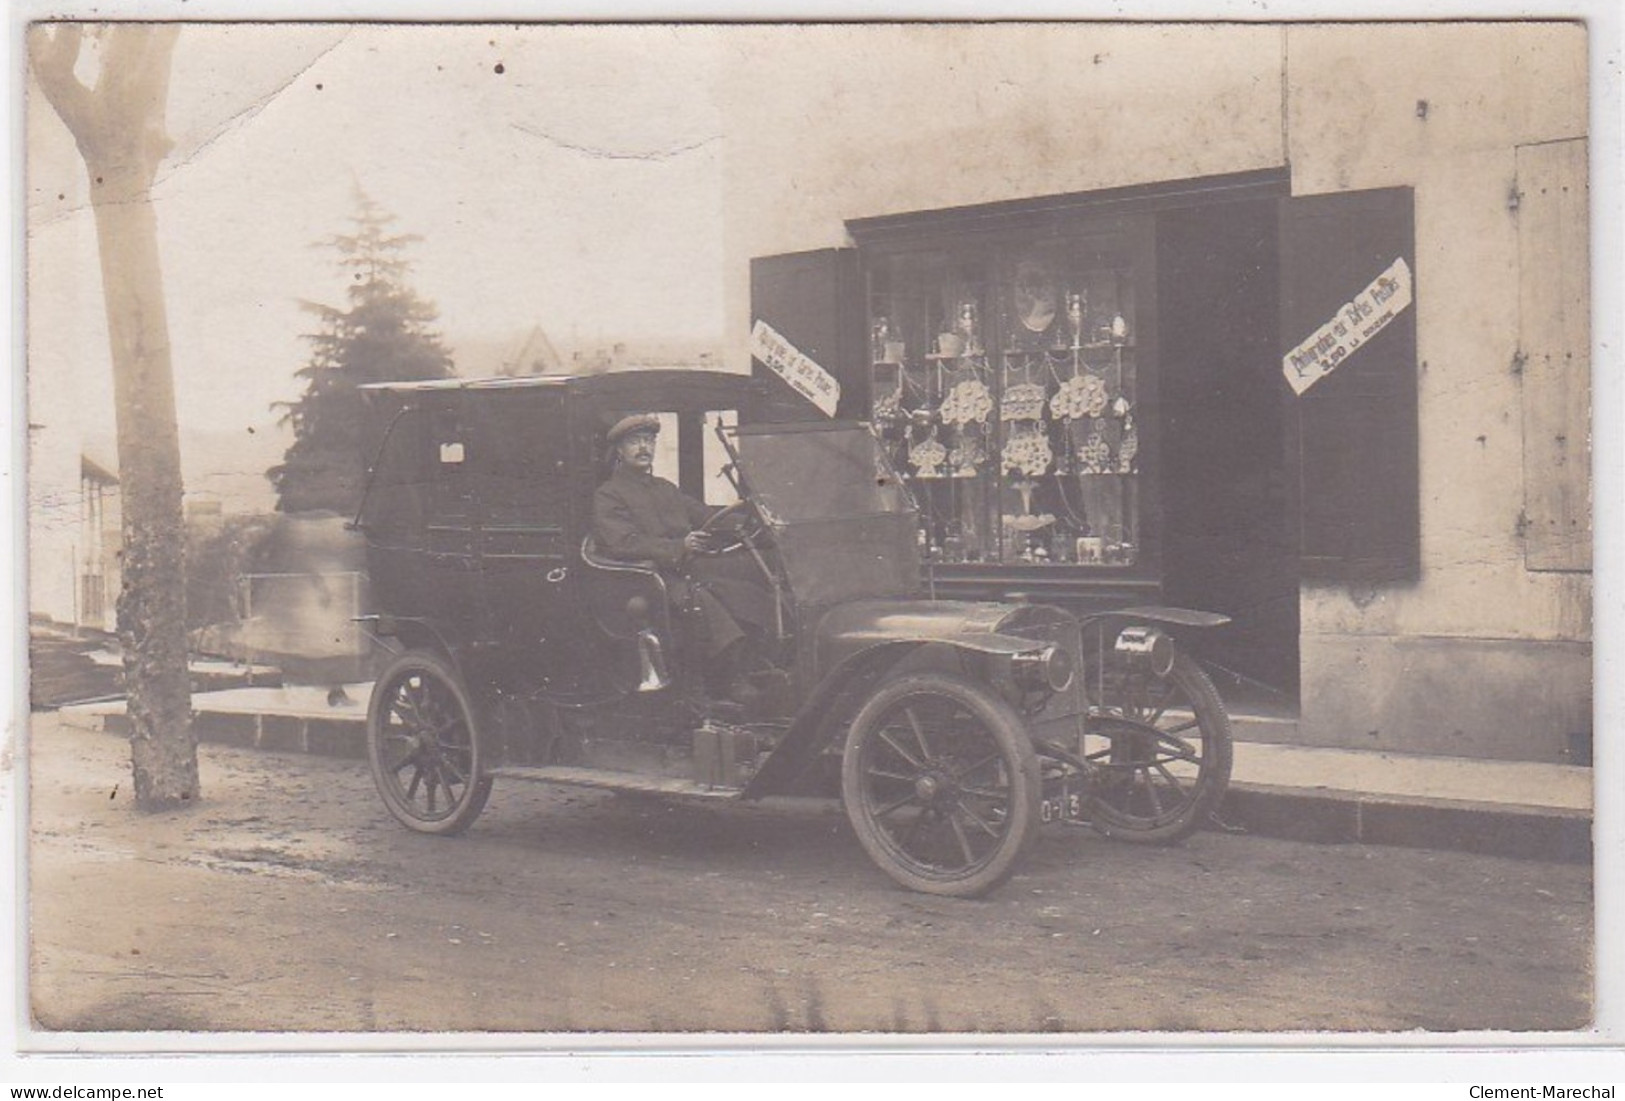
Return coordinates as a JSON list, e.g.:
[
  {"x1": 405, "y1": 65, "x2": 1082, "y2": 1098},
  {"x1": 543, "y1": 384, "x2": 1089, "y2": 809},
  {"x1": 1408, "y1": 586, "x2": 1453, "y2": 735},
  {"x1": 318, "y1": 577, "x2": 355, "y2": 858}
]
[
  {"x1": 367, "y1": 650, "x2": 493, "y2": 835},
  {"x1": 1084, "y1": 649, "x2": 1232, "y2": 844},
  {"x1": 841, "y1": 672, "x2": 1040, "y2": 898}
]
